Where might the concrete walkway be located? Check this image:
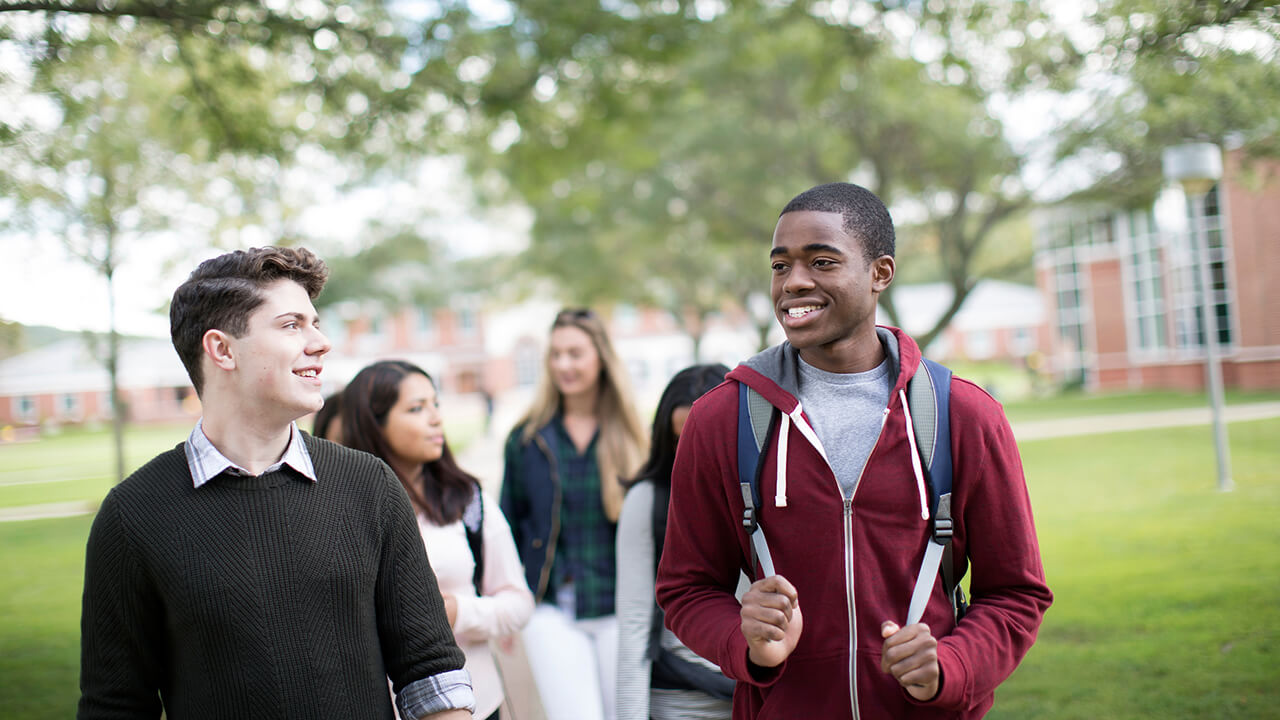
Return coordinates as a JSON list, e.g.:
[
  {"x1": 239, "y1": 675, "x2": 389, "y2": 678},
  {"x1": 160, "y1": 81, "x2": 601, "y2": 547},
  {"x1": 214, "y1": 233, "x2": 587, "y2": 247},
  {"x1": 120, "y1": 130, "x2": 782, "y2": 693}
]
[
  {"x1": 1010, "y1": 401, "x2": 1280, "y2": 441},
  {"x1": 0, "y1": 499, "x2": 97, "y2": 522}
]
